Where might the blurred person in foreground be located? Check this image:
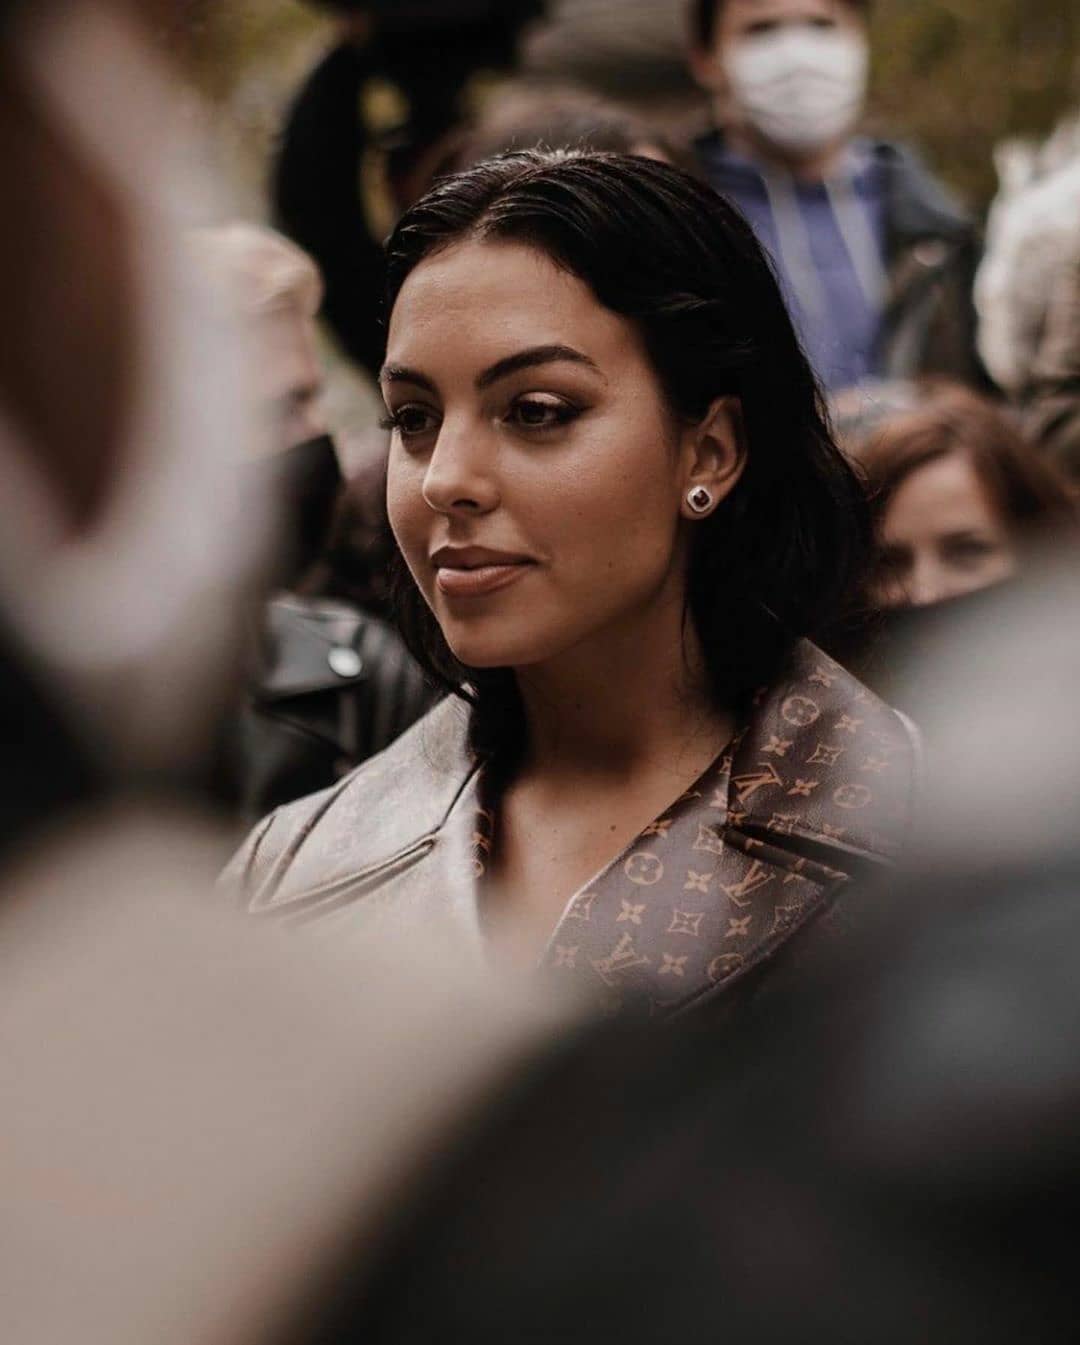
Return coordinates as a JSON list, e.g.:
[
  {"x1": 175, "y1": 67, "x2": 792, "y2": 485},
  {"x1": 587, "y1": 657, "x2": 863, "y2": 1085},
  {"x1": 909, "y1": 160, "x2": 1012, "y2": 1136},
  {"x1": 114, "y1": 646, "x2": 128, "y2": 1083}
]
[
  {"x1": 0, "y1": 5, "x2": 559, "y2": 1343},
  {"x1": 976, "y1": 112, "x2": 1080, "y2": 474},
  {"x1": 688, "y1": 0, "x2": 983, "y2": 393},
  {"x1": 834, "y1": 379, "x2": 1077, "y2": 712},
  {"x1": 227, "y1": 150, "x2": 918, "y2": 1023},
  {"x1": 192, "y1": 224, "x2": 430, "y2": 820},
  {"x1": 304, "y1": 566, "x2": 1080, "y2": 1345},
  {"x1": 273, "y1": 0, "x2": 547, "y2": 378}
]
